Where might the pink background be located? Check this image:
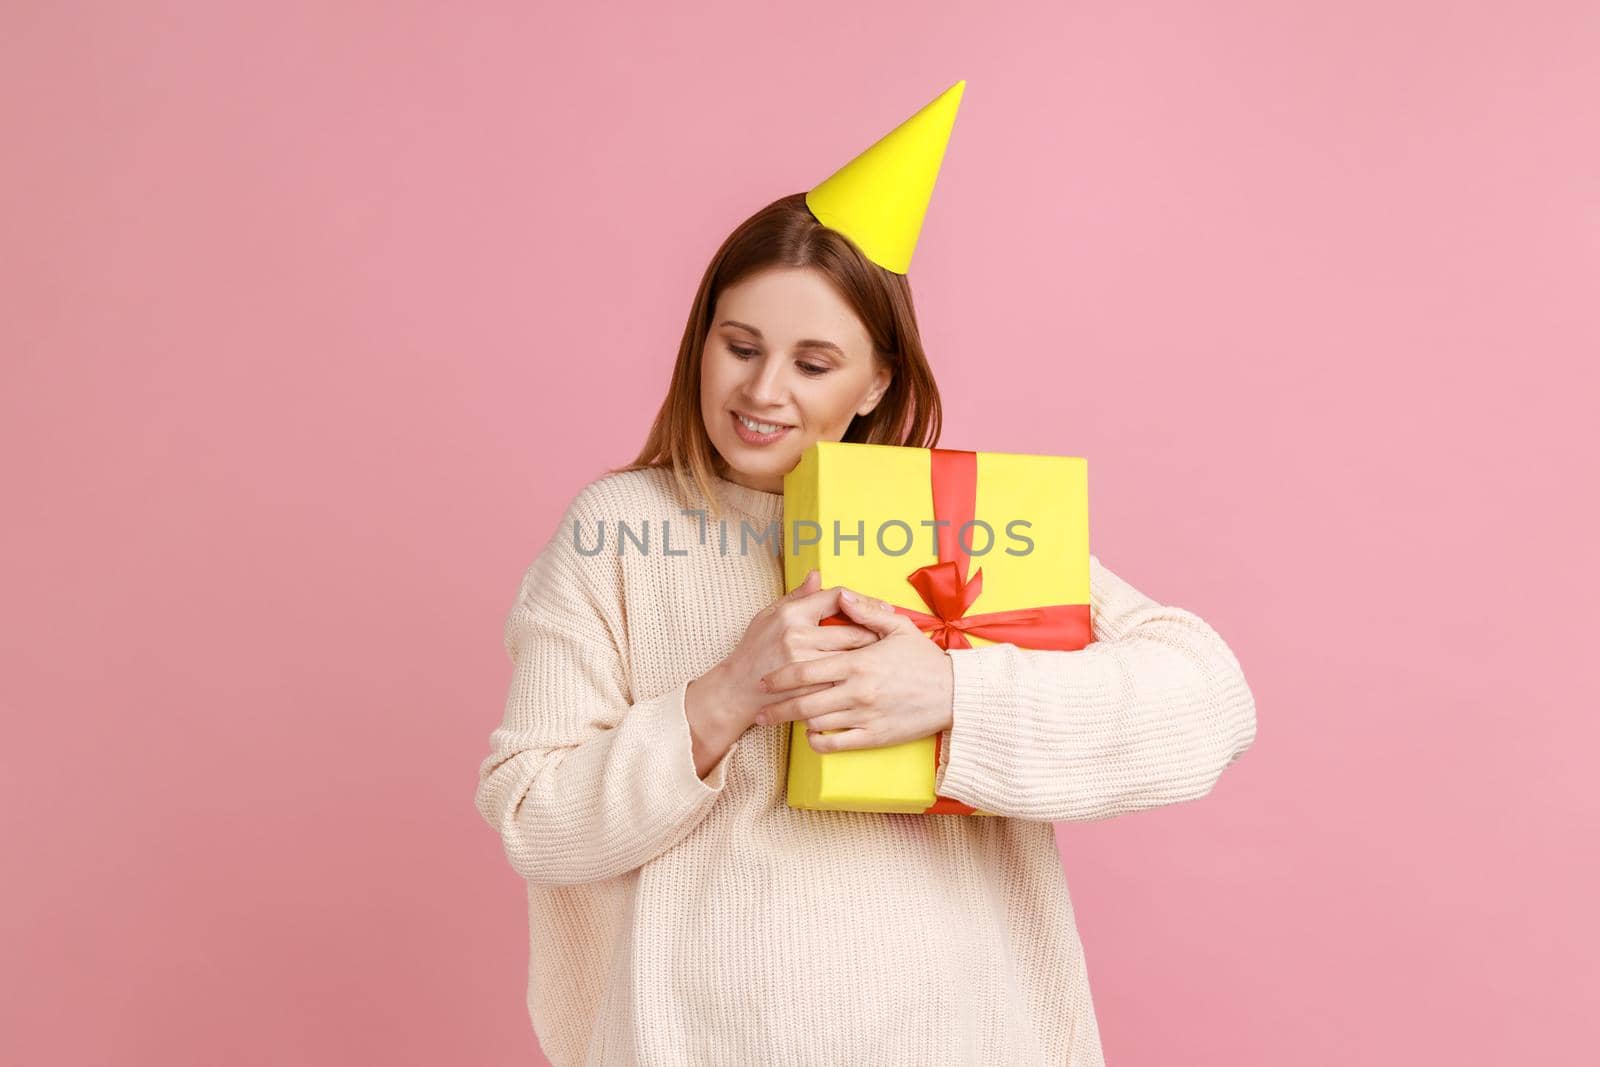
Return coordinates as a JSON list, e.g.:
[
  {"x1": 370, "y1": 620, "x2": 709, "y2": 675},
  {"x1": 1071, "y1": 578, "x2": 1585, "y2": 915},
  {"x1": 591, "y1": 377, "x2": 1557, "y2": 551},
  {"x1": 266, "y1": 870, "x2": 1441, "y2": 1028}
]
[{"x1": 3, "y1": 2, "x2": 1596, "y2": 1064}]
